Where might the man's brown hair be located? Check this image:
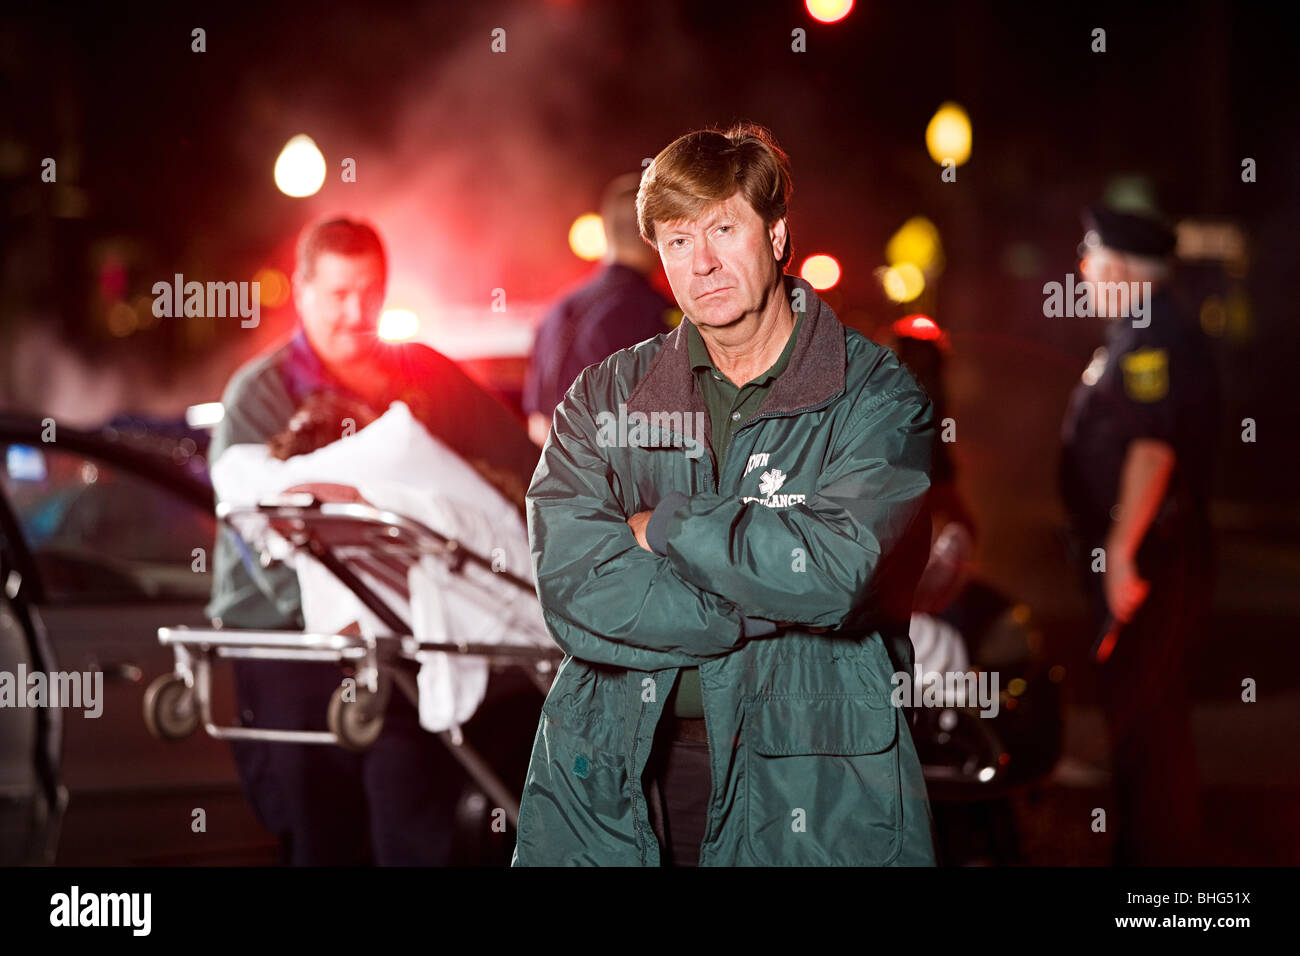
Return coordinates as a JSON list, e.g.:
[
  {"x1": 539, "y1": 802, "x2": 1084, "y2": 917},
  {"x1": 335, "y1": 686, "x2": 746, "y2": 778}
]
[
  {"x1": 295, "y1": 217, "x2": 388, "y2": 282},
  {"x1": 637, "y1": 122, "x2": 794, "y2": 270}
]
